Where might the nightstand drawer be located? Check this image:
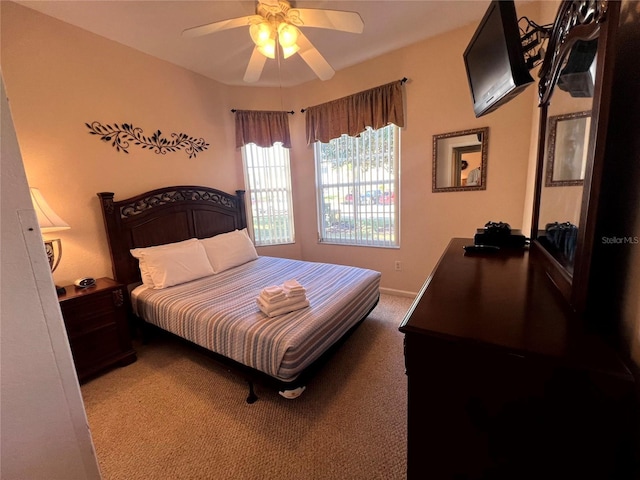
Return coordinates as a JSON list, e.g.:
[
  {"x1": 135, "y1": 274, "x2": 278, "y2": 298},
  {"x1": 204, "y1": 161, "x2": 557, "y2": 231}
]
[
  {"x1": 60, "y1": 290, "x2": 122, "y2": 337},
  {"x1": 69, "y1": 323, "x2": 122, "y2": 366}
]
